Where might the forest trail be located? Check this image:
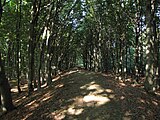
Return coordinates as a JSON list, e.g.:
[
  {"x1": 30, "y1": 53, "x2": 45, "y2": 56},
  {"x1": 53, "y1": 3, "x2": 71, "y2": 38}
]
[{"x1": 1, "y1": 70, "x2": 160, "y2": 120}]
